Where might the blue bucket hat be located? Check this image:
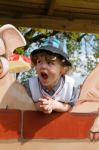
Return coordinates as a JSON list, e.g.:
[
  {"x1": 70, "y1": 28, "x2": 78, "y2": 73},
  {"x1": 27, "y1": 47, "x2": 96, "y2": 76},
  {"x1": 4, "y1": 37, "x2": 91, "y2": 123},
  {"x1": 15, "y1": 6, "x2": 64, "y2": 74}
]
[{"x1": 31, "y1": 37, "x2": 71, "y2": 66}]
